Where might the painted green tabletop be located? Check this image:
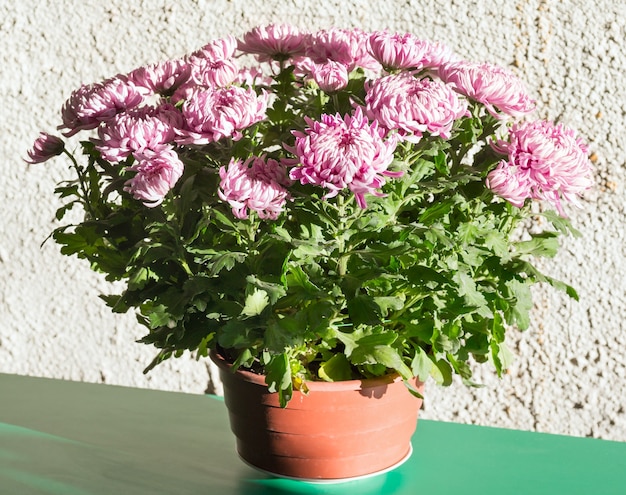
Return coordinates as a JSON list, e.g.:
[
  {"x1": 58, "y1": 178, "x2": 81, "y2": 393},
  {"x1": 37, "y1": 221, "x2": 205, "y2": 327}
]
[{"x1": 0, "y1": 373, "x2": 624, "y2": 495}]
